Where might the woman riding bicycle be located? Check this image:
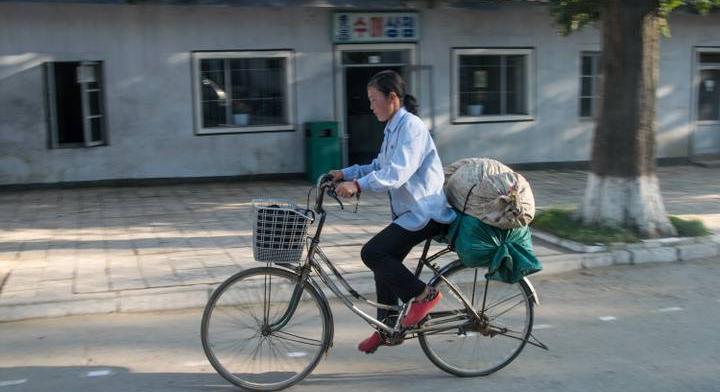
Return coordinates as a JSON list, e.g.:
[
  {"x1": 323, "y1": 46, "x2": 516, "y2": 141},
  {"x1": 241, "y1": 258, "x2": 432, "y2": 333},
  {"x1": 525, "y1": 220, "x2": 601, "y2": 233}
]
[{"x1": 331, "y1": 70, "x2": 456, "y2": 354}]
